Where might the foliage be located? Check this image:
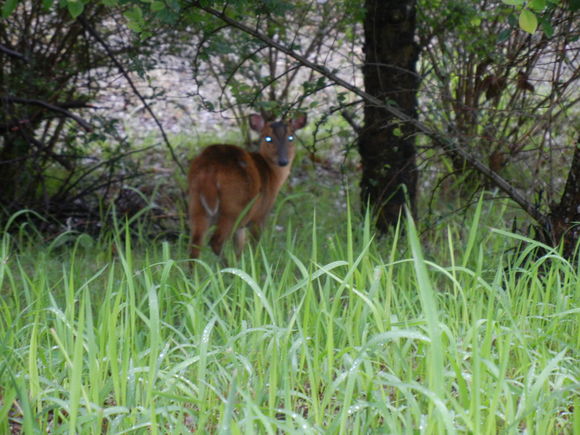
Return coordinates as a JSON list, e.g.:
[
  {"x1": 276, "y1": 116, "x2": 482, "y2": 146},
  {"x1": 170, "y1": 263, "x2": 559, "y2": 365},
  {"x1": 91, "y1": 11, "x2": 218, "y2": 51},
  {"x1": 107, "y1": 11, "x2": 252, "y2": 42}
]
[
  {"x1": 184, "y1": 0, "x2": 360, "y2": 145},
  {"x1": 0, "y1": 3, "x2": 112, "y2": 223},
  {"x1": 417, "y1": 0, "x2": 579, "y2": 241},
  {"x1": 501, "y1": 0, "x2": 580, "y2": 34},
  {"x1": 0, "y1": 195, "x2": 578, "y2": 432},
  {"x1": 0, "y1": 1, "x2": 182, "y2": 231},
  {"x1": 1, "y1": 0, "x2": 579, "y2": 246}
]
